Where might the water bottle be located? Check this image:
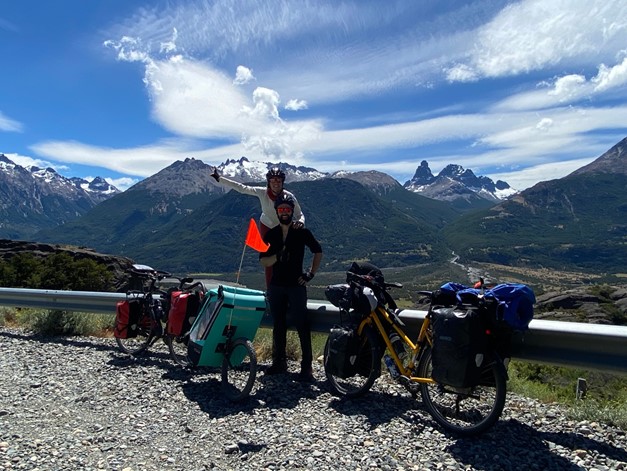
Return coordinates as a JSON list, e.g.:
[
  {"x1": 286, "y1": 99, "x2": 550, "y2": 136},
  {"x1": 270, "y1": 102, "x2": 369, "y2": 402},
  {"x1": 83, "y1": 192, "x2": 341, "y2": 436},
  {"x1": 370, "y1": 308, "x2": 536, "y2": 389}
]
[
  {"x1": 389, "y1": 332, "x2": 406, "y2": 360},
  {"x1": 383, "y1": 354, "x2": 400, "y2": 379}
]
